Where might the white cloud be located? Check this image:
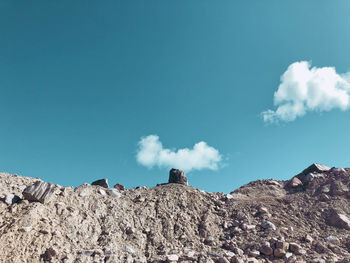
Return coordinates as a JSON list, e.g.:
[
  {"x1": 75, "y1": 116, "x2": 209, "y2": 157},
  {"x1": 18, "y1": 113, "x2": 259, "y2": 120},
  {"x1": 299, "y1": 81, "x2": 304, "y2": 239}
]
[
  {"x1": 262, "y1": 61, "x2": 350, "y2": 123},
  {"x1": 136, "y1": 135, "x2": 222, "y2": 172}
]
